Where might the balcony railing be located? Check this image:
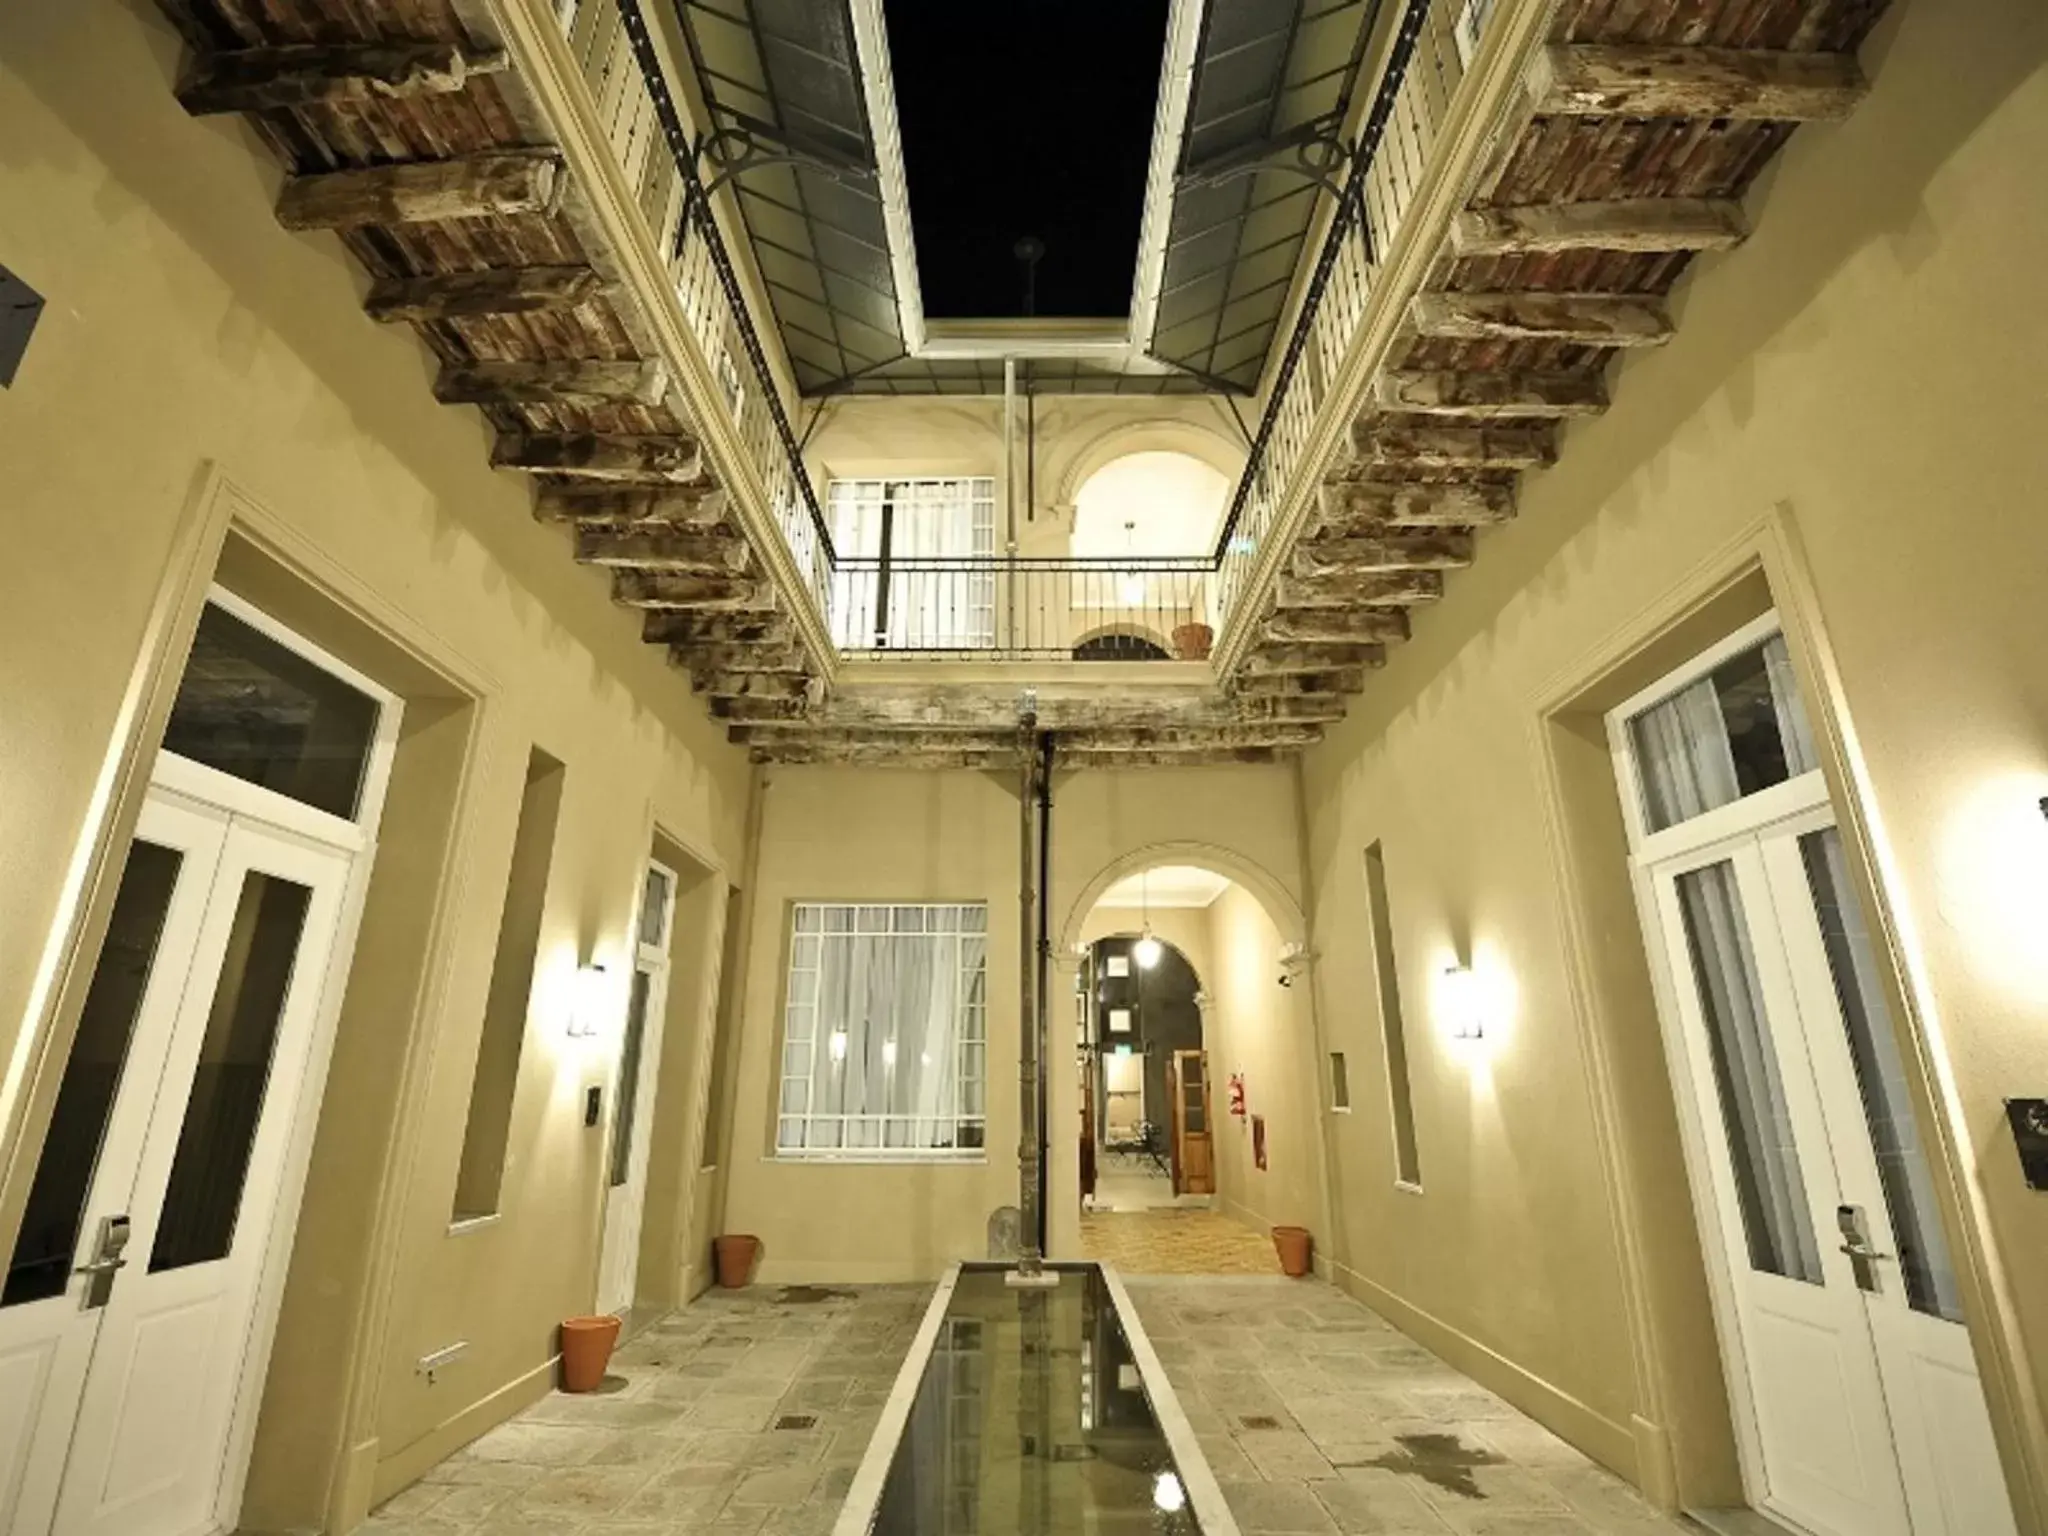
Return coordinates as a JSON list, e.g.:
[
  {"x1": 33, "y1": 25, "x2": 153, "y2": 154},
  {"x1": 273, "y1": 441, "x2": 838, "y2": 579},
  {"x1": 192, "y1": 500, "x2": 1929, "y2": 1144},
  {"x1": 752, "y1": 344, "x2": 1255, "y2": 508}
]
[
  {"x1": 554, "y1": 0, "x2": 1488, "y2": 667},
  {"x1": 1209, "y1": 0, "x2": 1476, "y2": 630},
  {"x1": 829, "y1": 558, "x2": 1215, "y2": 662}
]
